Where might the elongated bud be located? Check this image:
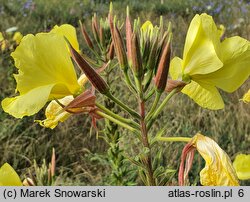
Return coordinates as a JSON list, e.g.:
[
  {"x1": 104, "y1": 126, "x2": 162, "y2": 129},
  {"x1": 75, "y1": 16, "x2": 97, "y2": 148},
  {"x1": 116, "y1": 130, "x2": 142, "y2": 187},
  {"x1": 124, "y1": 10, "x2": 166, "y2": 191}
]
[
  {"x1": 126, "y1": 6, "x2": 132, "y2": 63},
  {"x1": 131, "y1": 32, "x2": 143, "y2": 78},
  {"x1": 108, "y1": 42, "x2": 114, "y2": 60},
  {"x1": 51, "y1": 148, "x2": 56, "y2": 178},
  {"x1": 66, "y1": 38, "x2": 109, "y2": 94},
  {"x1": 92, "y1": 13, "x2": 99, "y2": 43},
  {"x1": 155, "y1": 35, "x2": 172, "y2": 92},
  {"x1": 79, "y1": 21, "x2": 94, "y2": 49},
  {"x1": 99, "y1": 18, "x2": 105, "y2": 47},
  {"x1": 113, "y1": 25, "x2": 128, "y2": 71}
]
